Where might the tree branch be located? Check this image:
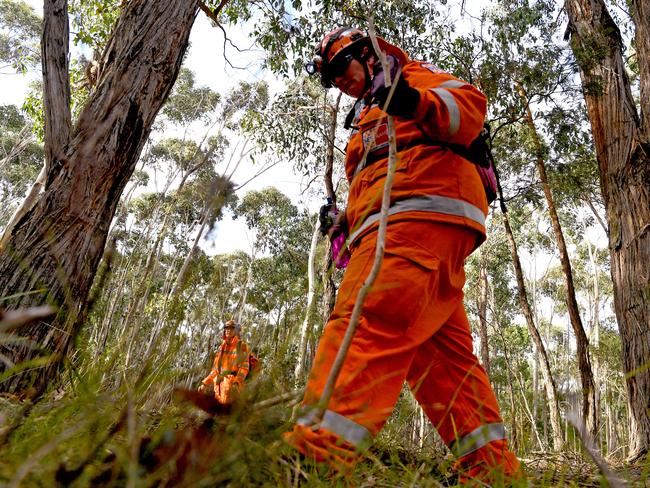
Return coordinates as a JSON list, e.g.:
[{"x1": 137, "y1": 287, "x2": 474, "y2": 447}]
[
  {"x1": 199, "y1": 0, "x2": 229, "y2": 24},
  {"x1": 42, "y1": 0, "x2": 71, "y2": 175}
]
